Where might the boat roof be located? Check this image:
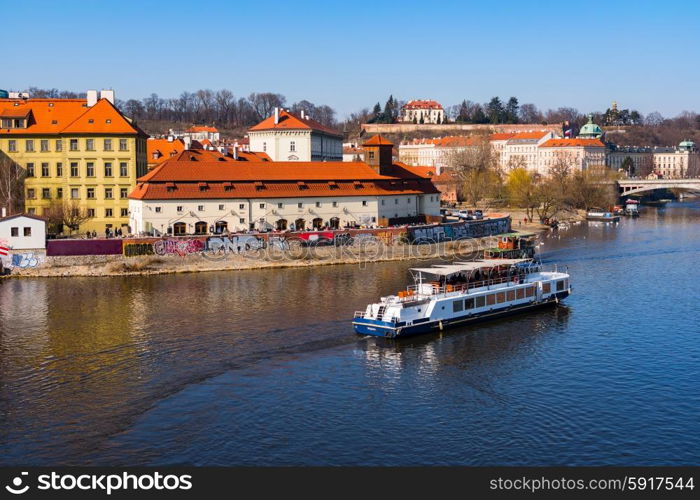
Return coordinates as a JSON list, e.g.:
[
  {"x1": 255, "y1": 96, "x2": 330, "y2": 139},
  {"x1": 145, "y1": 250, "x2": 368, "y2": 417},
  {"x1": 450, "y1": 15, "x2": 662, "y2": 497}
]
[{"x1": 410, "y1": 258, "x2": 531, "y2": 276}]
